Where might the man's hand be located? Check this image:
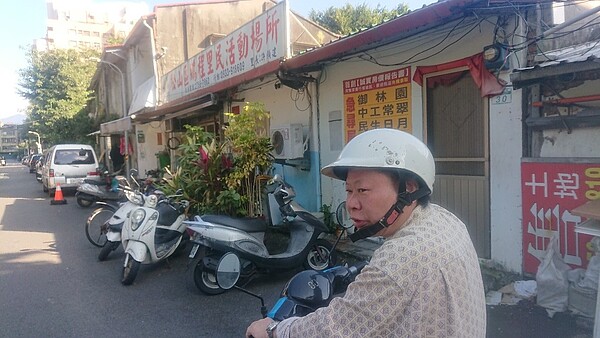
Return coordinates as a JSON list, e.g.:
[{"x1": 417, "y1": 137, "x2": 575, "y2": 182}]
[{"x1": 246, "y1": 317, "x2": 274, "y2": 338}]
